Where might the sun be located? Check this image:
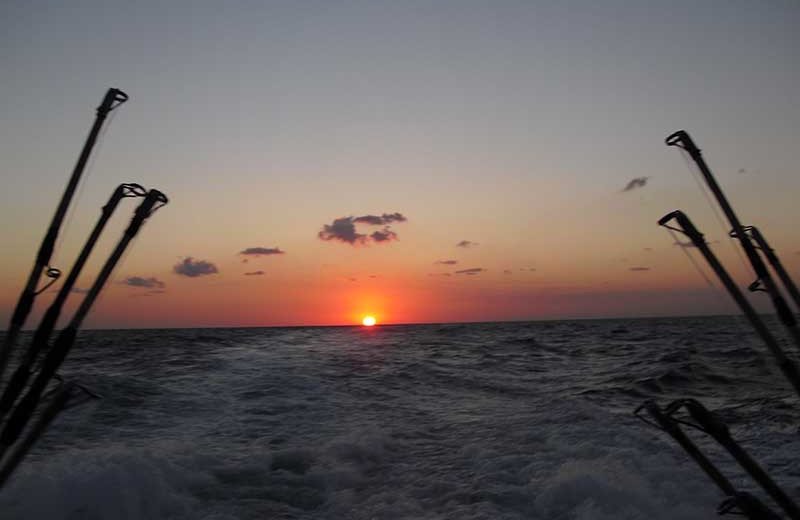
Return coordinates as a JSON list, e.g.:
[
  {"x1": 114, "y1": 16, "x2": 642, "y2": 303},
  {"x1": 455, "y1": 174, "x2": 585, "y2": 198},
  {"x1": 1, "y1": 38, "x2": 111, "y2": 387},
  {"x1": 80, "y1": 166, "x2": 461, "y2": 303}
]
[{"x1": 362, "y1": 316, "x2": 377, "y2": 327}]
